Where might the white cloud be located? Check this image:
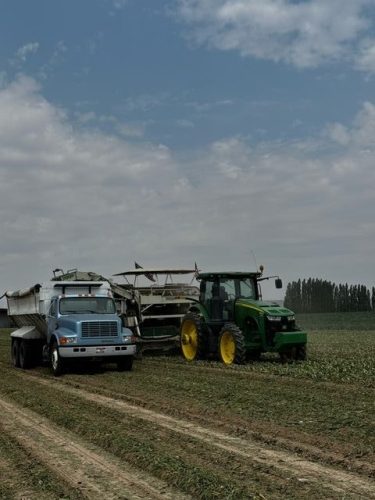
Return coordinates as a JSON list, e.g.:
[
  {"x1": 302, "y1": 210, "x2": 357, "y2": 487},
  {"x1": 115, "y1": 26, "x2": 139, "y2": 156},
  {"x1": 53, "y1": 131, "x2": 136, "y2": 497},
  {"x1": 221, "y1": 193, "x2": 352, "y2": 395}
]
[
  {"x1": 171, "y1": 0, "x2": 373, "y2": 69},
  {"x1": 11, "y1": 42, "x2": 40, "y2": 66},
  {"x1": 113, "y1": 0, "x2": 128, "y2": 9},
  {"x1": 116, "y1": 122, "x2": 145, "y2": 137},
  {"x1": 176, "y1": 119, "x2": 194, "y2": 128},
  {"x1": 356, "y1": 37, "x2": 375, "y2": 72},
  {"x1": 325, "y1": 101, "x2": 375, "y2": 149},
  {"x1": 325, "y1": 123, "x2": 351, "y2": 145},
  {"x1": 76, "y1": 111, "x2": 97, "y2": 123},
  {"x1": 122, "y1": 93, "x2": 170, "y2": 112},
  {"x1": 0, "y1": 75, "x2": 374, "y2": 299}
]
